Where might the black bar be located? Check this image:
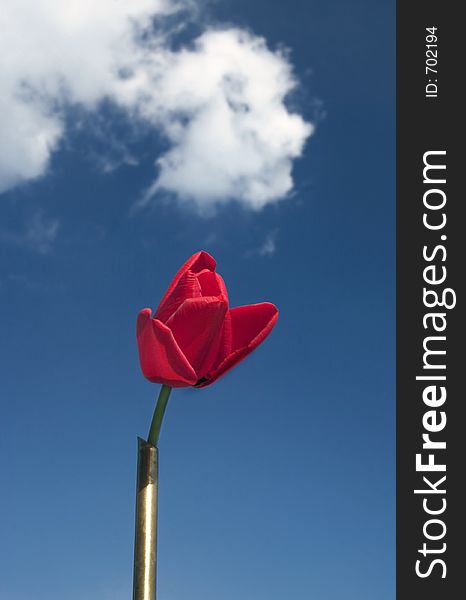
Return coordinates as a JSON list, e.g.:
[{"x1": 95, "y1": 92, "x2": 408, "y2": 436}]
[{"x1": 397, "y1": 2, "x2": 464, "y2": 598}]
